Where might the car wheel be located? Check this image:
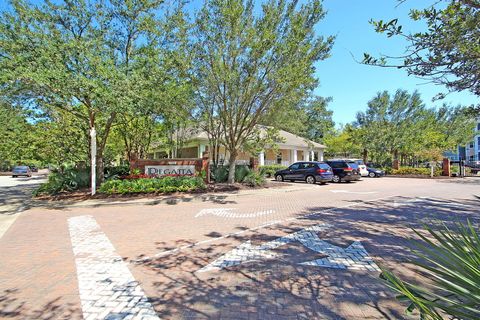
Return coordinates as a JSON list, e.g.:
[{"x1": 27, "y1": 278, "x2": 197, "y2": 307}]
[
  {"x1": 369, "y1": 172, "x2": 376, "y2": 178},
  {"x1": 332, "y1": 175, "x2": 340, "y2": 183},
  {"x1": 275, "y1": 174, "x2": 284, "y2": 182},
  {"x1": 305, "y1": 175, "x2": 316, "y2": 184}
]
